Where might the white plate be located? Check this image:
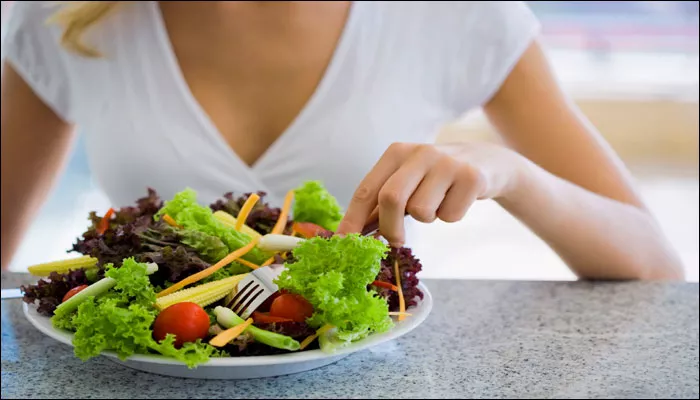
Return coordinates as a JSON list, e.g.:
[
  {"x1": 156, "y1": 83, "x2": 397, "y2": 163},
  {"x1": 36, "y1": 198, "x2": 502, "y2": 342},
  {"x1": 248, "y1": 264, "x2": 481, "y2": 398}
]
[{"x1": 23, "y1": 282, "x2": 432, "y2": 379}]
